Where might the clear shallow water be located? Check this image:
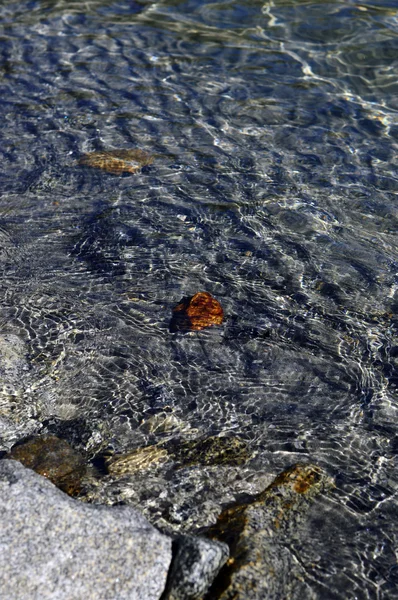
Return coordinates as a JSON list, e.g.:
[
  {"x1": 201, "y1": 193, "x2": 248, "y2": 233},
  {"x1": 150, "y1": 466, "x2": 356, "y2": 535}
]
[{"x1": 0, "y1": 0, "x2": 398, "y2": 596}]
